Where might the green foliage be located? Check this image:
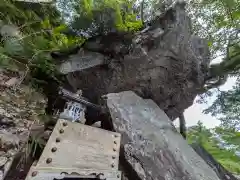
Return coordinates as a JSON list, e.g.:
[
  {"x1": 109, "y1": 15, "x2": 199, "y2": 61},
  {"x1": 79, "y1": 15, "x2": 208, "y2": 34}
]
[
  {"x1": 0, "y1": 0, "x2": 240, "y2": 175},
  {"x1": 188, "y1": 0, "x2": 239, "y2": 57},
  {"x1": 188, "y1": 0, "x2": 240, "y2": 173},
  {"x1": 0, "y1": 0, "x2": 143, "y2": 88},
  {"x1": 187, "y1": 122, "x2": 240, "y2": 174},
  {"x1": 193, "y1": 0, "x2": 240, "y2": 130},
  {"x1": 0, "y1": 0, "x2": 86, "y2": 88},
  {"x1": 187, "y1": 121, "x2": 212, "y2": 145},
  {"x1": 0, "y1": 0, "x2": 239, "y2": 130},
  {"x1": 60, "y1": 0, "x2": 143, "y2": 36},
  {"x1": 0, "y1": 0, "x2": 238, "y2": 84},
  {"x1": 188, "y1": 0, "x2": 240, "y2": 90},
  {"x1": 209, "y1": 43, "x2": 240, "y2": 79},
  {"x1": 0, "y1": 0, "x2": 61, "y2": 32},
  {"x1": 215, "y1": 127, "x2": 240, "y2": 148},
  {"x1": 204, "y1": 81, "x2": 240, "y2": 130}
]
